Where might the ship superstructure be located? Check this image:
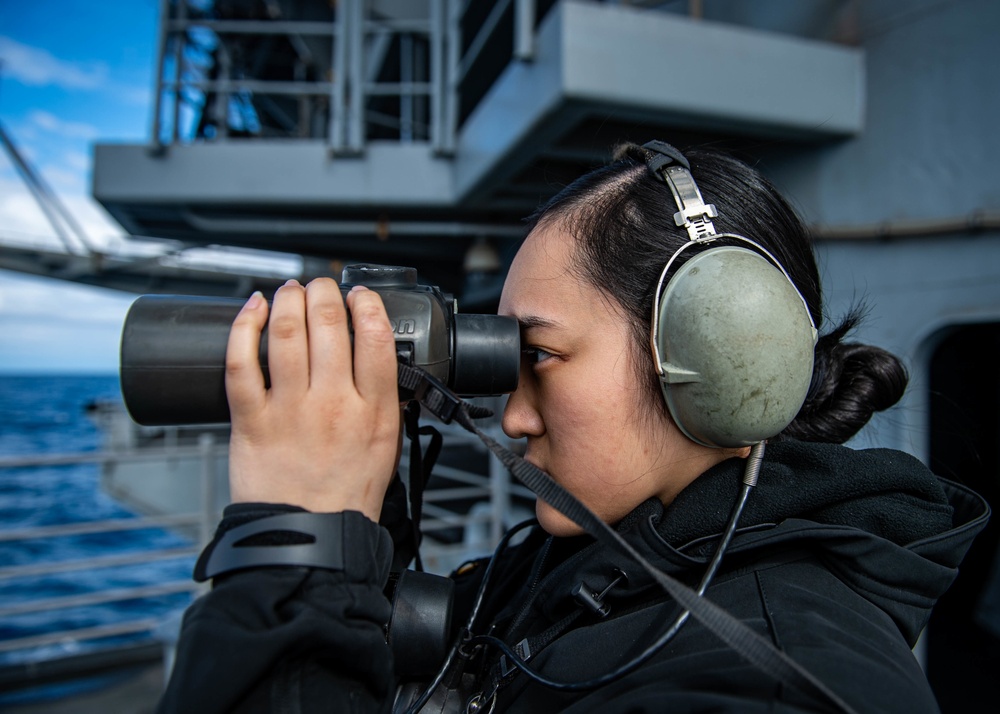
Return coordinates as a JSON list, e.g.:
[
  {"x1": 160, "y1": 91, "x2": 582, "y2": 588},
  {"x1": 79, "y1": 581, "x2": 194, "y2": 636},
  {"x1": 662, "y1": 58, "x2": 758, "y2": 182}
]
[{"x1": 91, "y1": 0, "x2": 865, "y2": 305}]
